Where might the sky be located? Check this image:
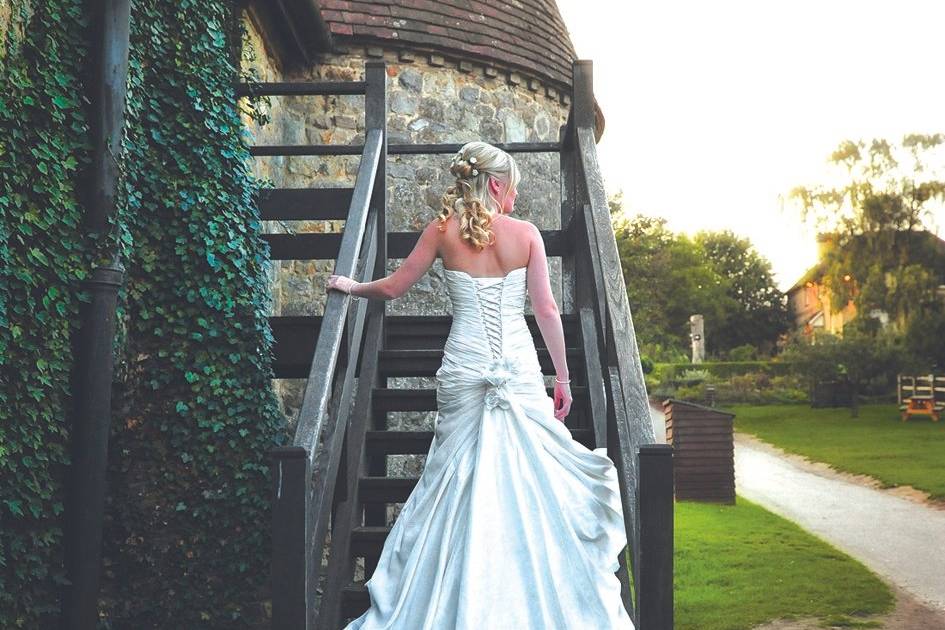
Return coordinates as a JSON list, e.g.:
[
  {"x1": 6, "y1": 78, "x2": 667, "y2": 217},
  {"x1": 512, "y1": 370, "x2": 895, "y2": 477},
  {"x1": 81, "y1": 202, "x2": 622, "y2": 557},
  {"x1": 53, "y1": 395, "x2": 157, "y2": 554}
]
[{"x1": 555, "y1": 0, "x2": 945, "y2": 291}]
